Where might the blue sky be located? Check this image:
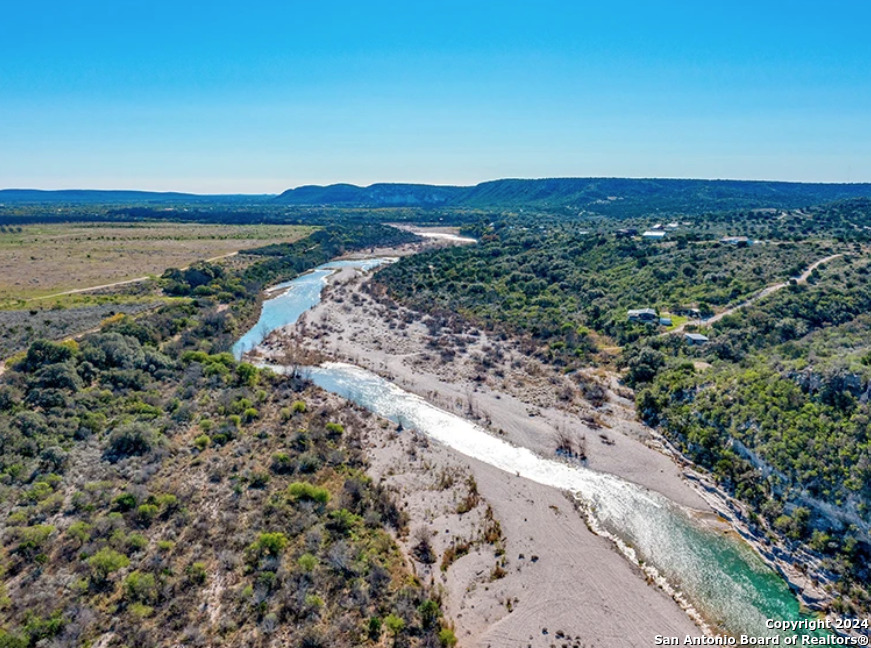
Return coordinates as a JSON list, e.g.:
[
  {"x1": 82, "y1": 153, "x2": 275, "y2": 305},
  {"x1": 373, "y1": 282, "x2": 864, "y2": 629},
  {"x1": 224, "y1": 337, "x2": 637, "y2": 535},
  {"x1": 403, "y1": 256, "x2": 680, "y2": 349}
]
[{"x1": 1, "y1": 1, "x2": 869, "y2": 192}]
